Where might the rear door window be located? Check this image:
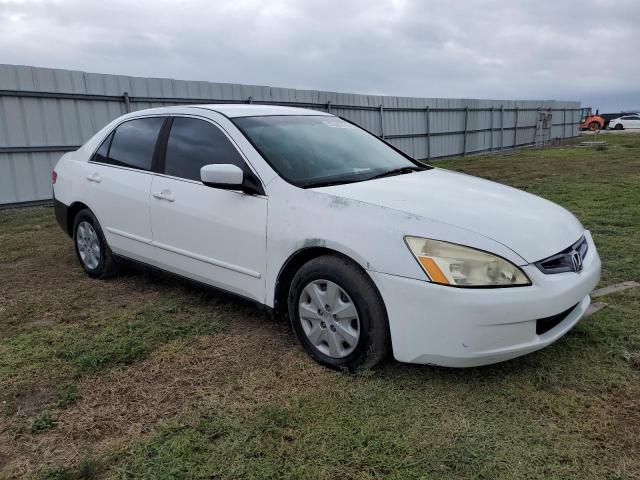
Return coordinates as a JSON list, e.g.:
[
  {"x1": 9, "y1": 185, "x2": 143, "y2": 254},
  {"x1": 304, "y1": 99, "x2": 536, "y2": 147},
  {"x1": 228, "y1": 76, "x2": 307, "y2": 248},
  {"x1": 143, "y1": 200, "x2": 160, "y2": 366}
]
[
  {"x1": 164, "y1": 117, "x2": 247, "y2": 181},
  {"x1": 105, "y1": 117, "x2": 165, "y2": 171}
]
